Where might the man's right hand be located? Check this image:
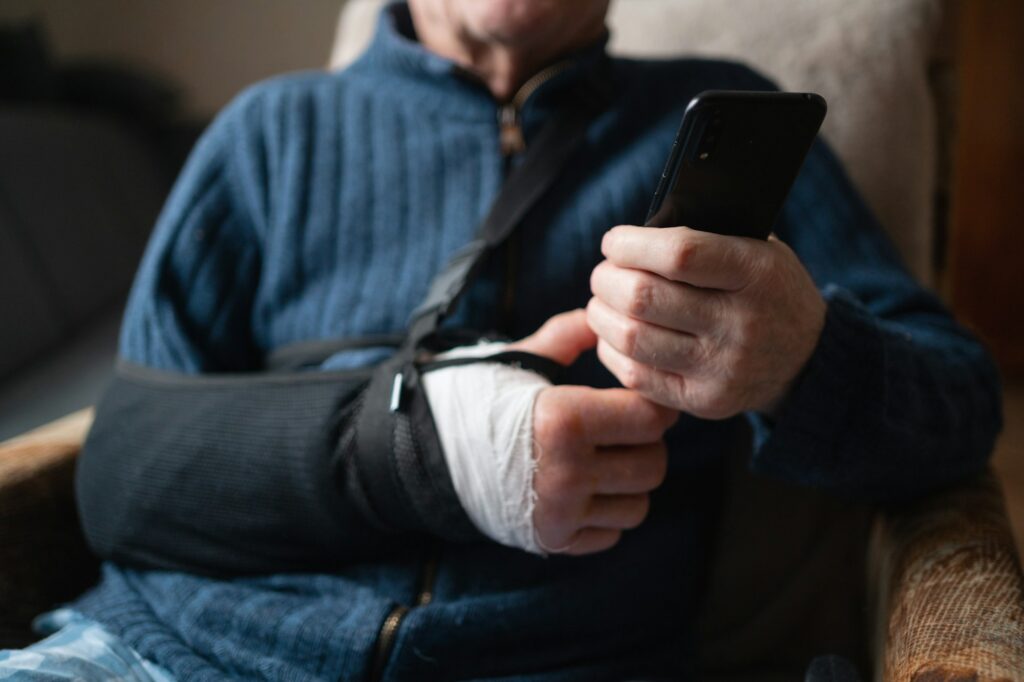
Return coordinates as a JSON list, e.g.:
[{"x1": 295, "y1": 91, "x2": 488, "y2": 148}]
[{"x1": 512, "y1": 310, "x2": 679, "y2": 555}]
